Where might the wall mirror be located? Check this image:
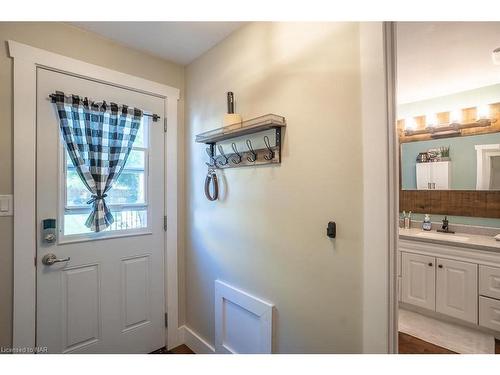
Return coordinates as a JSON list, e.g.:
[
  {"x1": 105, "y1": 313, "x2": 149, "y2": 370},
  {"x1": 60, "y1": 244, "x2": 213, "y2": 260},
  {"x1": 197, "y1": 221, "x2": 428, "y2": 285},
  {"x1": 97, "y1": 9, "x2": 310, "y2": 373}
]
[{"x1": 397, "y1": 22, "x2": 500, "y2": 218}]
